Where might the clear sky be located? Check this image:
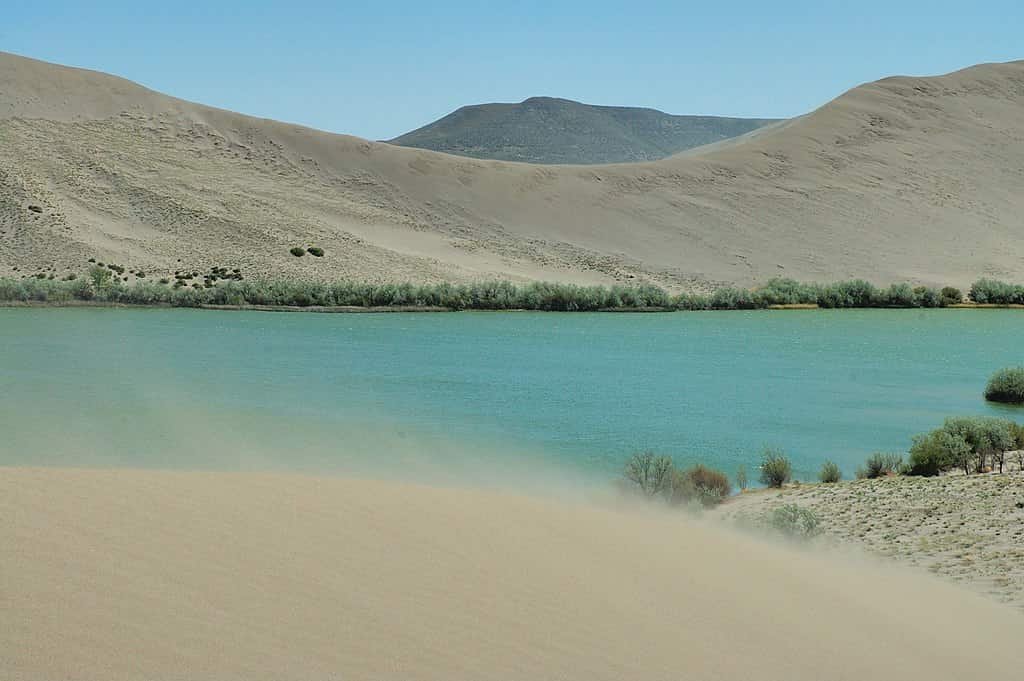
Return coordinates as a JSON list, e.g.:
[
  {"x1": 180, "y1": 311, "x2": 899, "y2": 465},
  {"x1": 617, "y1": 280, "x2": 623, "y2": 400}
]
[{"x1": 5, "y1": 1, "x2": 1022, "y2": 140}]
